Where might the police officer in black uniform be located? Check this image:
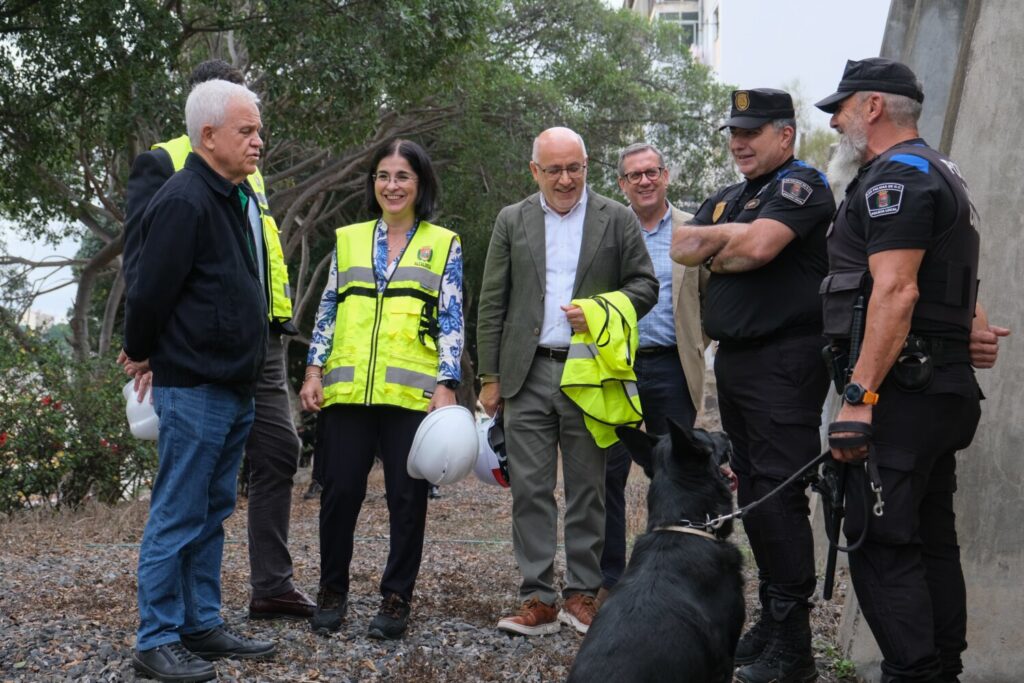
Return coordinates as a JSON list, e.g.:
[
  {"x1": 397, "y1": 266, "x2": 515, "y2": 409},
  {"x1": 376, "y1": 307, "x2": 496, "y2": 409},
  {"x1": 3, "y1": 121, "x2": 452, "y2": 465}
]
[
  {"x1": 815, "y1": 58, "x2": 983, "y2": 683},
  {"x1": 672, "y1": 88, "x2": 833, "y2": 683}
]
